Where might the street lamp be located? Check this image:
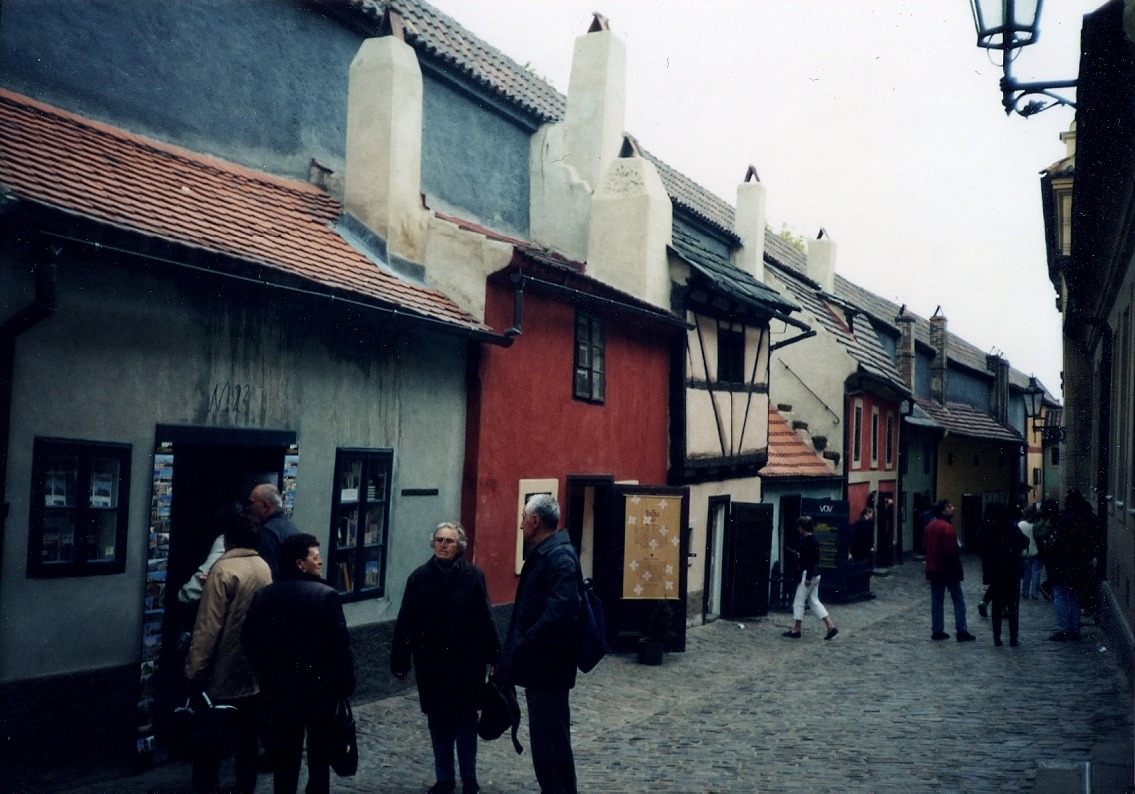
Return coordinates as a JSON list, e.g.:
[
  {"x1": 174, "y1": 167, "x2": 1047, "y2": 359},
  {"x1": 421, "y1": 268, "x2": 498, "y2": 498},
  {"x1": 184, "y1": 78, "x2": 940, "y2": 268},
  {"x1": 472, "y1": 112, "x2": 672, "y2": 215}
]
[
  {"x1": 969, "y1": 0, "x2": 1077, "y2": 116},
  {"x1": 1023, "y1": 376, "x2": 1045, "y2": 423}
]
